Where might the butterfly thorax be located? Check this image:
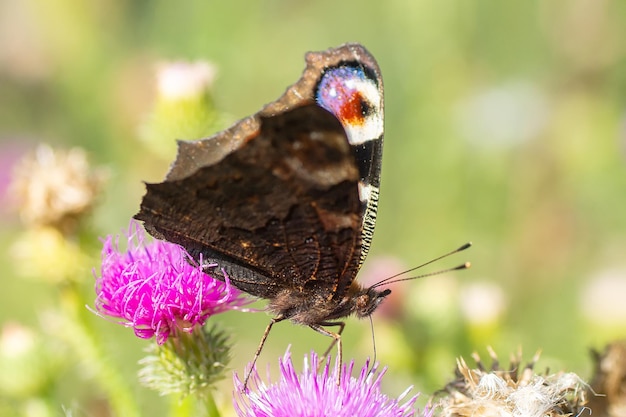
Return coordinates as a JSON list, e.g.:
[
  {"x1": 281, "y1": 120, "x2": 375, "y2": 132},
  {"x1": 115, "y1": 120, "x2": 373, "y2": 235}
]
[{"x1": 268, "y1": 280, "x2": 391, "y2": 325}]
